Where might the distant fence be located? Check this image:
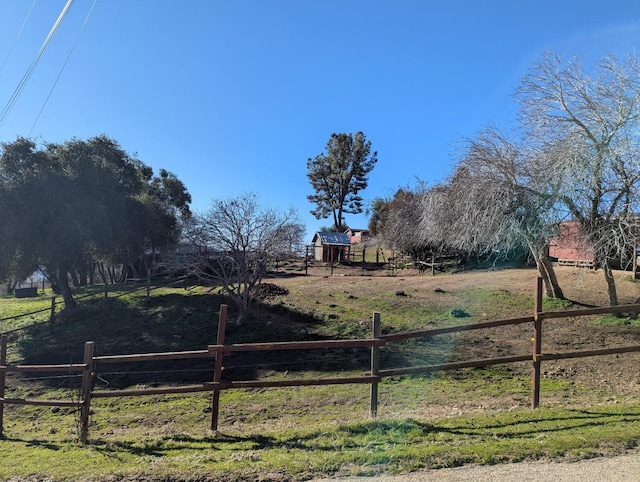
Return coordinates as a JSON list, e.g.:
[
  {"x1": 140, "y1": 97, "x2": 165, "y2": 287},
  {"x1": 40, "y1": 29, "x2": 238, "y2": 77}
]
[
  {"x1": 301, "y1": 246, "x2": 419, "y2": 276},
  {"x1": 0, "y1": 297, "x2": 58, "y2": 336},
  {"x1": 3, "y1": 278, "x2": 640, "y2": 442},
  {"x1": 0, "y1": 277, "x2": 187, "y2": 336}
]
